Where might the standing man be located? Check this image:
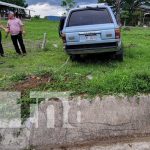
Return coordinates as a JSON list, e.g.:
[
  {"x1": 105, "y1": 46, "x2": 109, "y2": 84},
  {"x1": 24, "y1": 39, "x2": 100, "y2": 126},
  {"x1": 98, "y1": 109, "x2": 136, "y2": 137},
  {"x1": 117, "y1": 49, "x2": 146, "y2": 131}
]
[{"x1": 7, "y1": 12, "x2": 27, "y2": 55}]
